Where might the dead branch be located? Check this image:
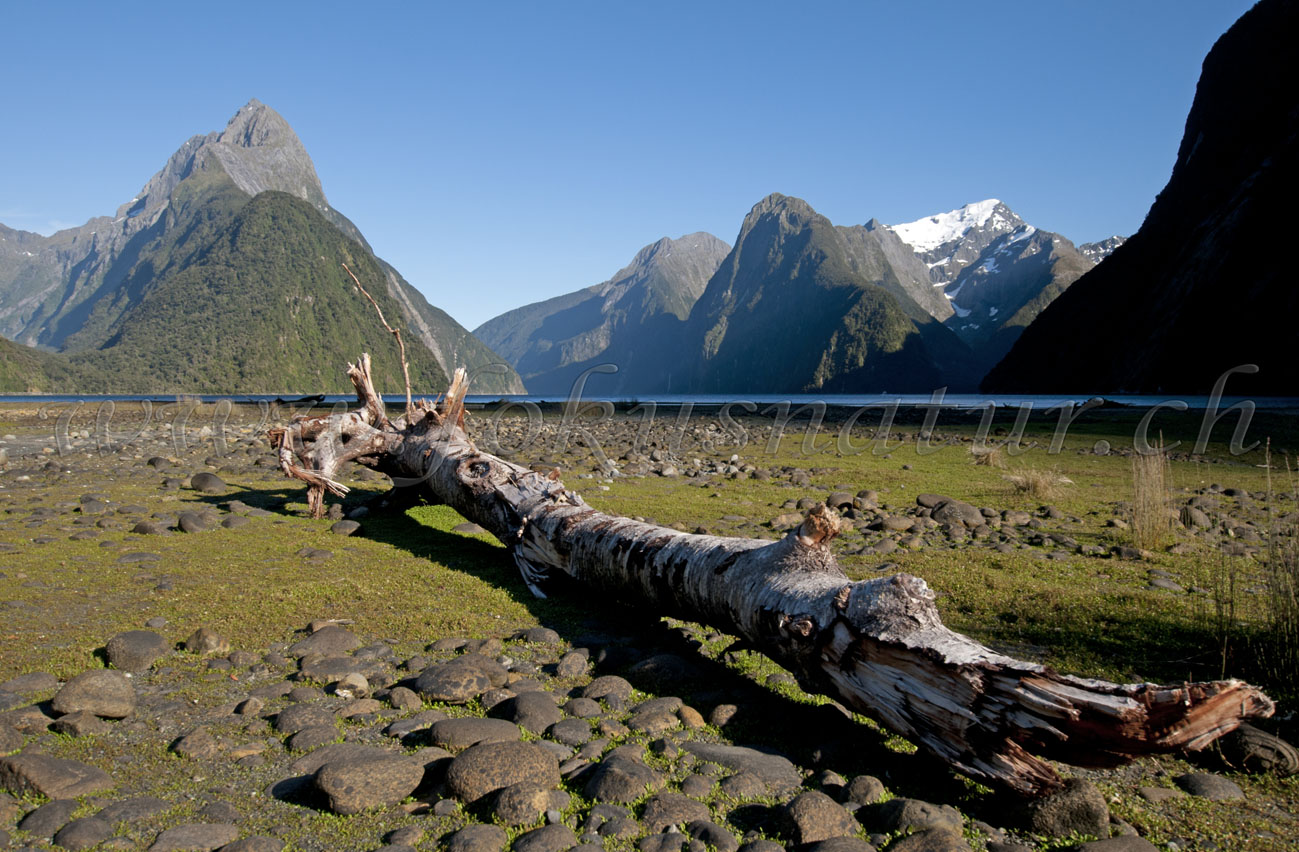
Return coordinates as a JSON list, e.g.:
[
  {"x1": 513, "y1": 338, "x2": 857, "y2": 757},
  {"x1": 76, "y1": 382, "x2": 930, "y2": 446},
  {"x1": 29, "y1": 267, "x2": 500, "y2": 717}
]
[{"x1": 343, "y1": 263, "x2": 413, "y2": 417}]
